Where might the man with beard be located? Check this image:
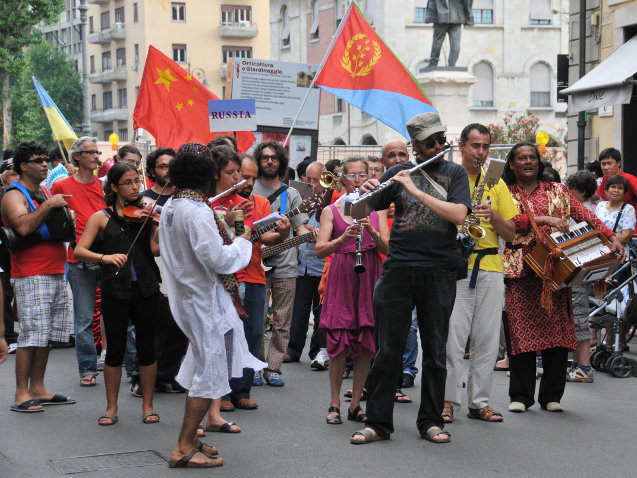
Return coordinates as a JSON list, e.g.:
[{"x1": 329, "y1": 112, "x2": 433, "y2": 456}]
[
  {"x1": 141, "y1": 148, "x2": 176, "y2": 207},
  {"x1": 252, "y1": 141, "x2": 311, "y2": 387},
  {"x1": 140, "y1": 148, "x2": 188, "y2": 394},
  {"x1": 221, "y1": 154, "x2": 291, "y2": 405}
]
